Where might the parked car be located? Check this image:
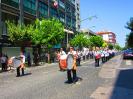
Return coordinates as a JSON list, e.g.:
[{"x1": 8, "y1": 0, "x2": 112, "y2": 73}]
[{"x1": 123, "y1": 49, "x2": 133, "y2": 59}]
